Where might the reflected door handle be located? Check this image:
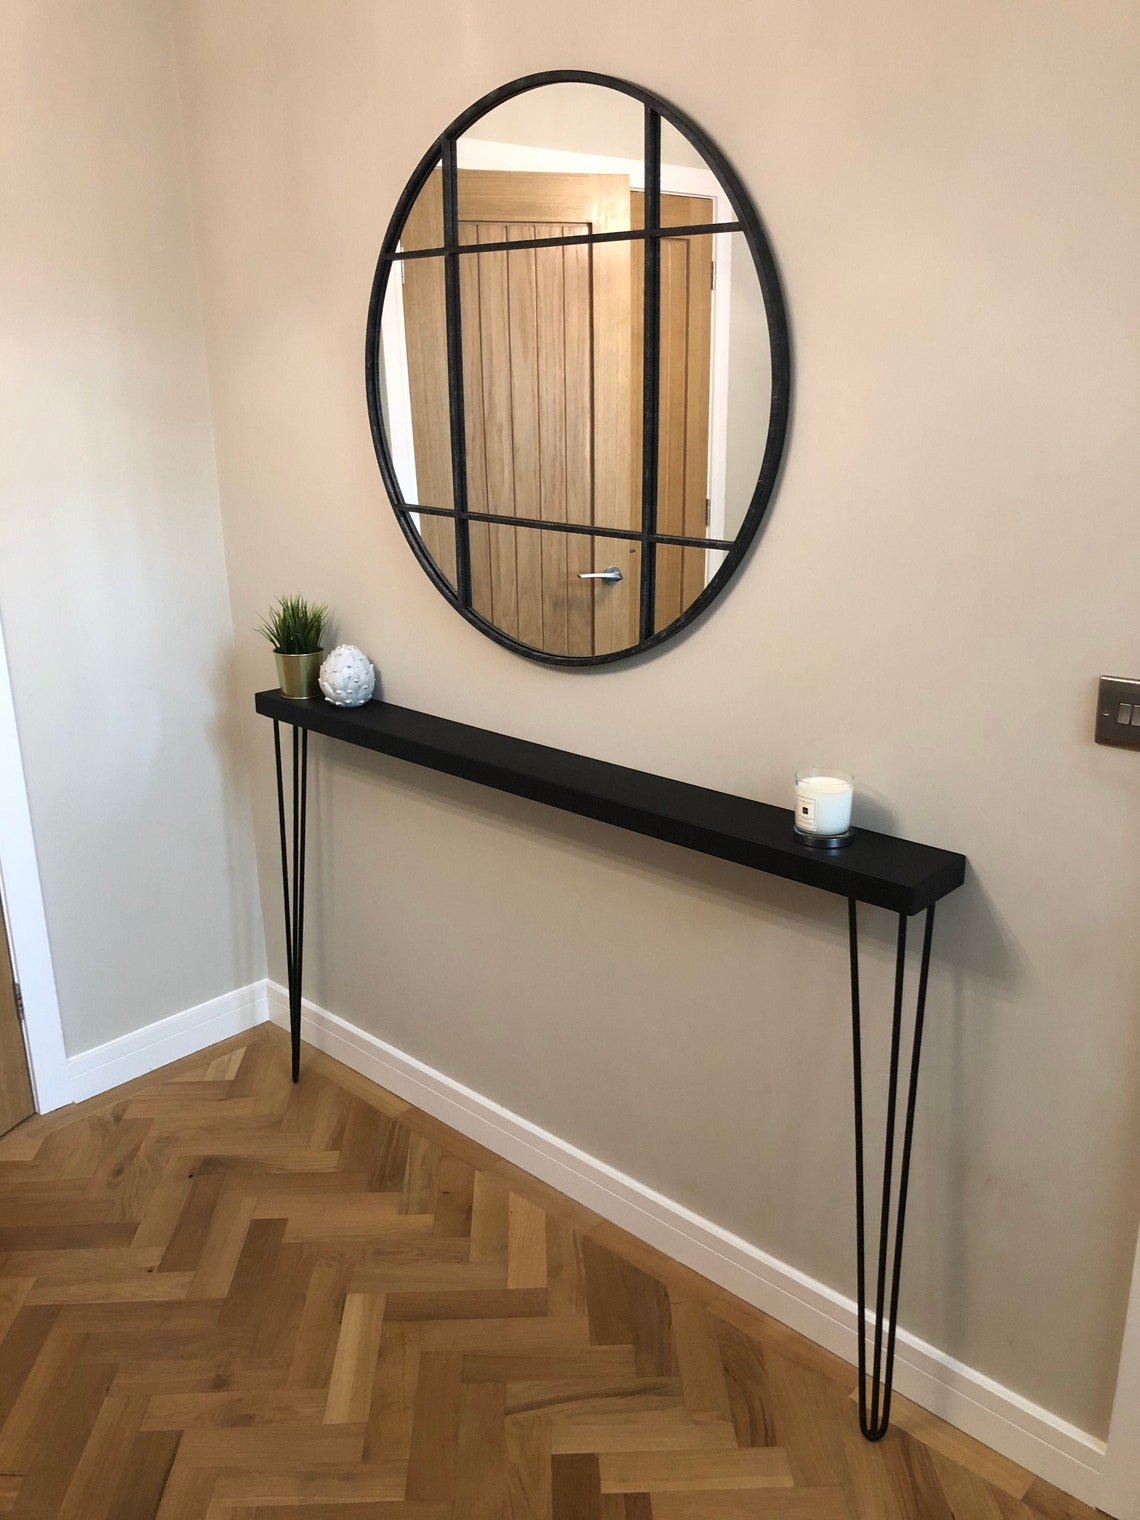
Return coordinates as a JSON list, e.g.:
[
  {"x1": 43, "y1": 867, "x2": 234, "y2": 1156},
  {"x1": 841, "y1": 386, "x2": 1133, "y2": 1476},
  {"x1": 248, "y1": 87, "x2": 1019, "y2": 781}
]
[{"x1": 577, "y1": 566, "x2": 623, "y2": 584}]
